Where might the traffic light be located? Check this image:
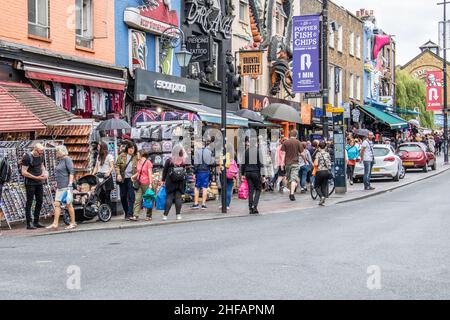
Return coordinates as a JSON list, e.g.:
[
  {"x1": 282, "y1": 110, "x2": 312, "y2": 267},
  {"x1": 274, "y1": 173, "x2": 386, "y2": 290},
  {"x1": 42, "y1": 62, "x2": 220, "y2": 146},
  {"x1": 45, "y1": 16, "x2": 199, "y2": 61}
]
[{"x1": 227, "y1": 72, "x2": 241, "y2": 103}]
